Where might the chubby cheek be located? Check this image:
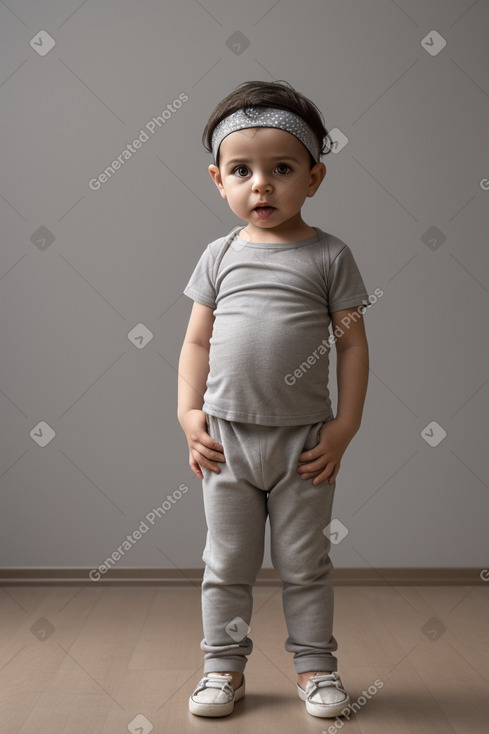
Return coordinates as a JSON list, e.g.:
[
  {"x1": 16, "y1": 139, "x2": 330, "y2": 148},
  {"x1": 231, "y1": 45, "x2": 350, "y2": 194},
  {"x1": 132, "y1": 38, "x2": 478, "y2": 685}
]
[
  {"x1": 285, "y1": 186, "x2": 308, "y2": 207},
  {"x1": 277, "y1": 188, "x2": 300, "y2": 207},
  {"x1": 227, "y1": 187, "x2": 248, "y2": 208}
]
